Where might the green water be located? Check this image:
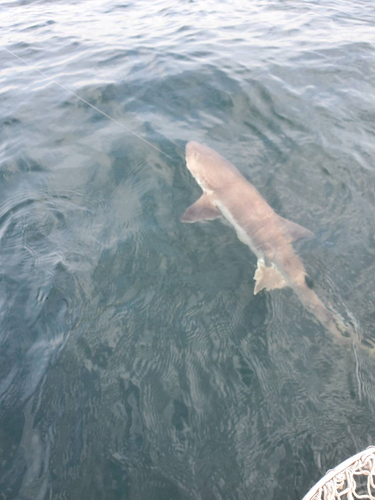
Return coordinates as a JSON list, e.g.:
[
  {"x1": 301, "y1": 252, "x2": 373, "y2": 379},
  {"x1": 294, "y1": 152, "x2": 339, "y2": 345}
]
[{"x1": 1, "y1": 1, "x2": 375, "y2": 498}]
